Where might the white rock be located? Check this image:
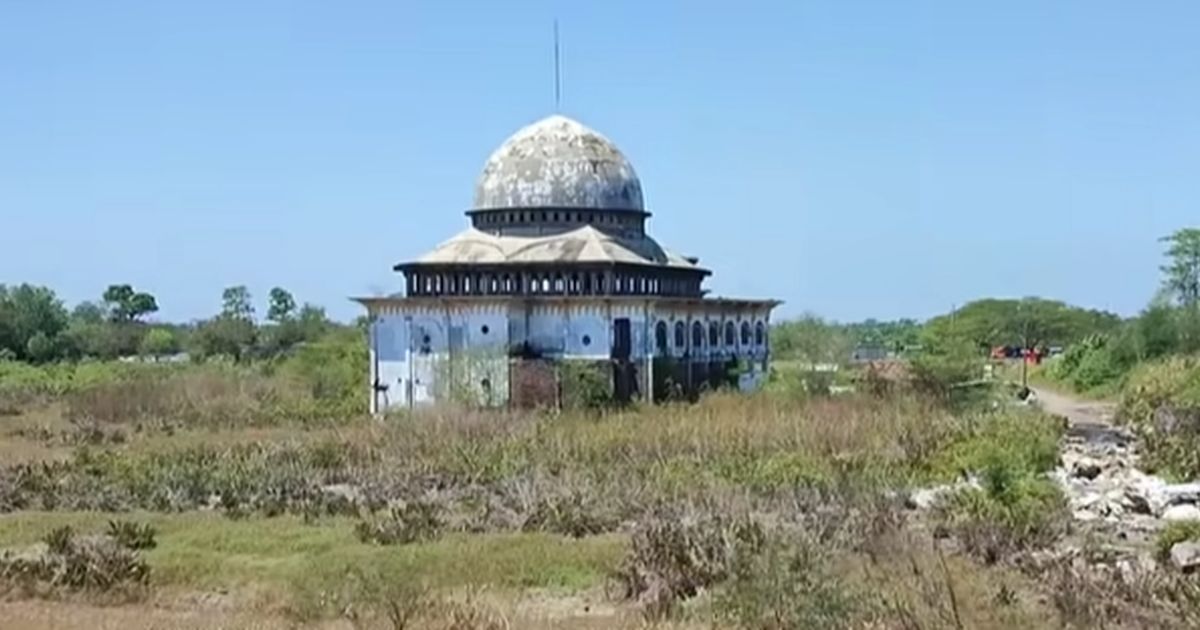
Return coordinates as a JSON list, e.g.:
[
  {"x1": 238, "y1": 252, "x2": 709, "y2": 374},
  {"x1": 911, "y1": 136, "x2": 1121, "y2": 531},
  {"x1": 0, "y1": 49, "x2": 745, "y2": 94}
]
[
  {"x1": 1170, "y1": 541, "x2": 1200, "y2": 573},
  {"x1": 1163, "y1": 483, "x2": 1200, "y2": 506},
  {"x1": 320, "y1": 483, "x2": 363, "y2": 505},
  {"x1": 907, "y1": 486, "x2": 951, "y2": 510},
  {"x1": 1162, "y1": 504, "x2": 1200, "y2": 522}
]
